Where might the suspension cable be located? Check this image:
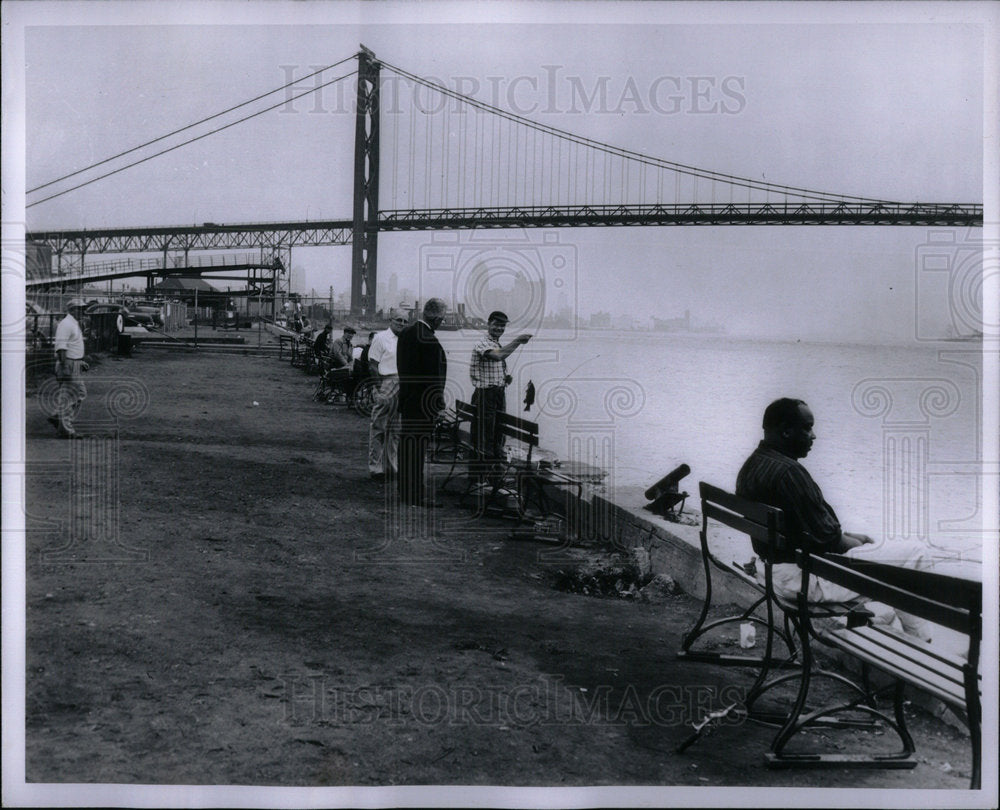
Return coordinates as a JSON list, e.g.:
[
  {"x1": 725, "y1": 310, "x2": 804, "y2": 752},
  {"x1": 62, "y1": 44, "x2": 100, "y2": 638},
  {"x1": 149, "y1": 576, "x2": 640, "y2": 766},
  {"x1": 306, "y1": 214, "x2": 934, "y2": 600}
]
[
  {"x1": 28, "y1": 68, "x2": 358, "y2": 208},
  {"x1": 29, "y1": 53, "x2": 360, "y2": 196},
  {"x1": 379, "y1": 59, "x2": 899, "y2": 205}
]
